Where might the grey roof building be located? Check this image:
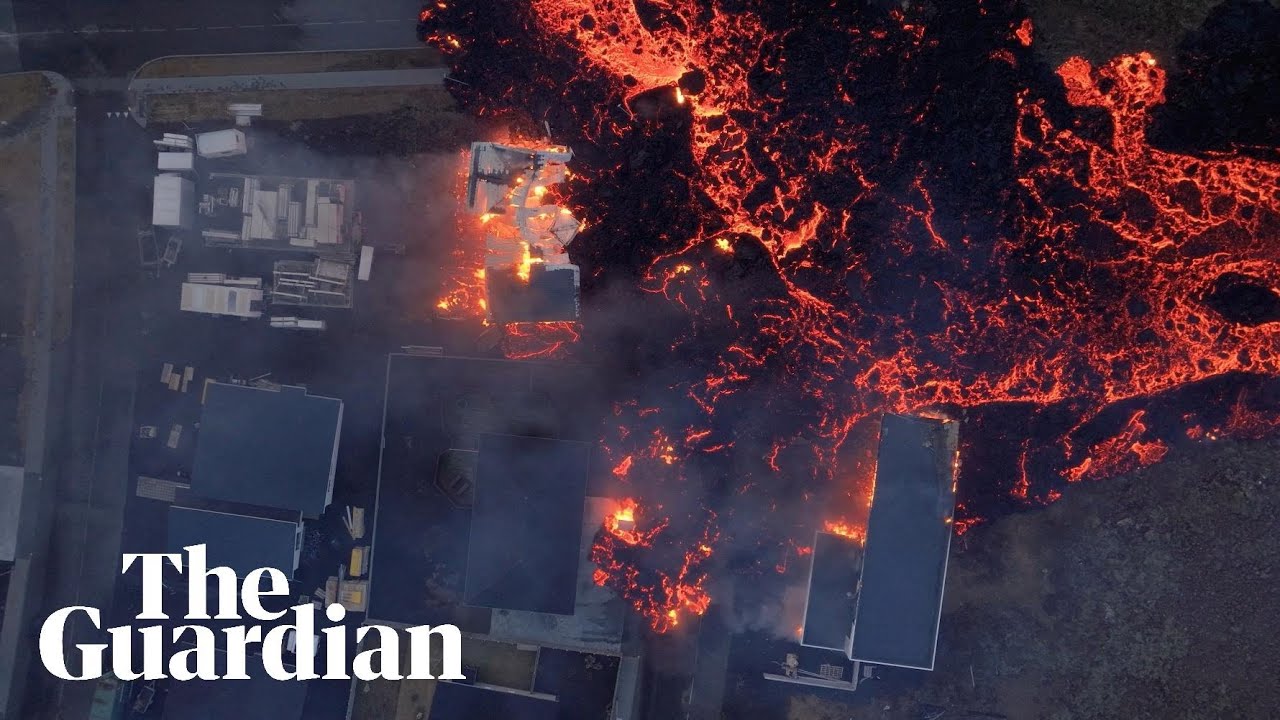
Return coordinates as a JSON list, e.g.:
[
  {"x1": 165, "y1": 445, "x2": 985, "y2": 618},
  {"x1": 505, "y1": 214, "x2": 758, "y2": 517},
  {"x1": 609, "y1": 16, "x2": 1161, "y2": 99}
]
[
  {"x1": 800, "y1": 531, "x2": 863, "y2": 652},
  {"x1": 485, "y1": 263, "x2": 580, "y2": 323},
  {"x1": 849, "y1": 413, "x2": 958, "y2": 670},
  {"x1": 191, "y1": 383, "x2": 342, "y2": 519},
  {"x1": 463, "y1": 433, "x2": 591, "y2": 615},
  {"x1": 166, "y1": 506, "x2": 302, "y2": 578}
]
